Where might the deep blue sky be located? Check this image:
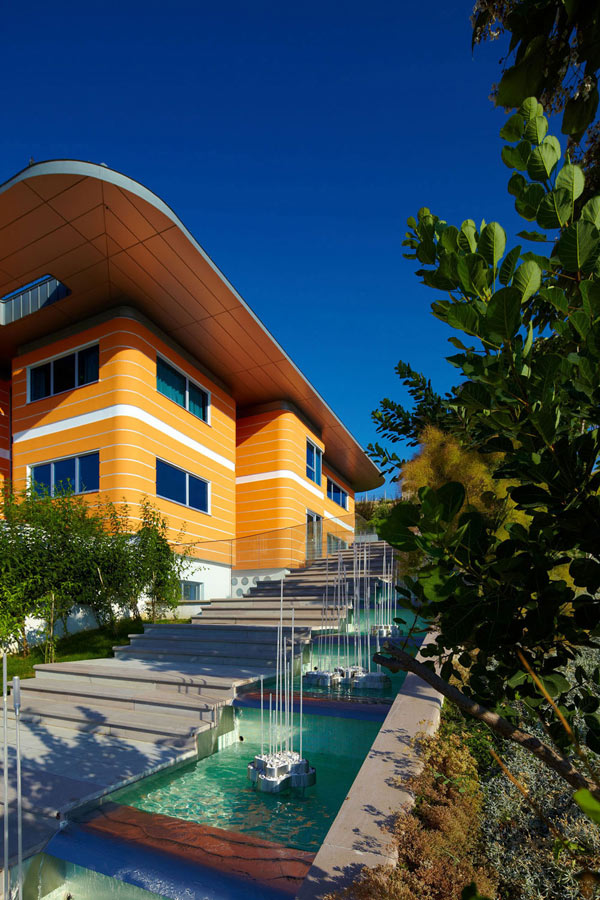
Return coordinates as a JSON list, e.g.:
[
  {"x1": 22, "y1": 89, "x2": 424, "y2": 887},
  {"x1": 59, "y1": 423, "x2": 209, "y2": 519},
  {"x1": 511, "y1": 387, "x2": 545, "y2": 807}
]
[{"x1": 1, "y1": 1, "x2": 537, "y2": 497}]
